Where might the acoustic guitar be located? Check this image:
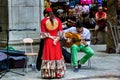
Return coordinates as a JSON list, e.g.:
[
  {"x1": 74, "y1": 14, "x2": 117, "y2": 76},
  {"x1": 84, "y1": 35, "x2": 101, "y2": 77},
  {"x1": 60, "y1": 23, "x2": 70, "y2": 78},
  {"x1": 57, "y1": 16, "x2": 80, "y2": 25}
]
[{"x1": 62, "y1": 32, "x2": 90, "y2": 48}]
